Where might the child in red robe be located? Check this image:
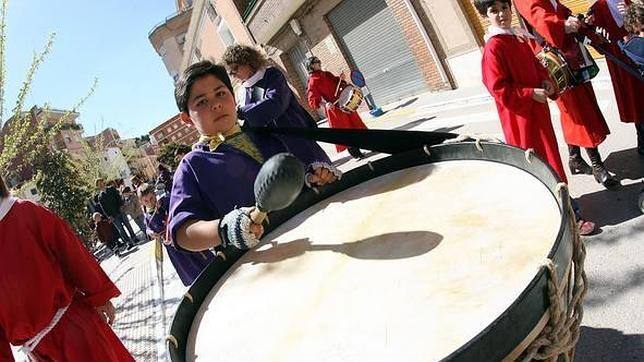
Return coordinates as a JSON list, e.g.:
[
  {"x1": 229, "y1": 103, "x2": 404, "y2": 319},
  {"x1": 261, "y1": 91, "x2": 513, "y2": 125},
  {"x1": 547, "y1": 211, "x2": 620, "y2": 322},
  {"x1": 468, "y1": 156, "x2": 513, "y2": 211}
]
[
  {"x1": 0, "y1": 177, "x2": 133, "y2": 361},
  {"x1": 588, "y1": 0, "x2": 644, "y2": 154},
  {"x1": 306, "y1": 56, "x2": 368, "y2": 159},
  {"x1": 477, "y1": 0, "x2": 596, "y2": 235},
  {"x1": 514, "y1": 0, "x2": 618, "y2": 189}
]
